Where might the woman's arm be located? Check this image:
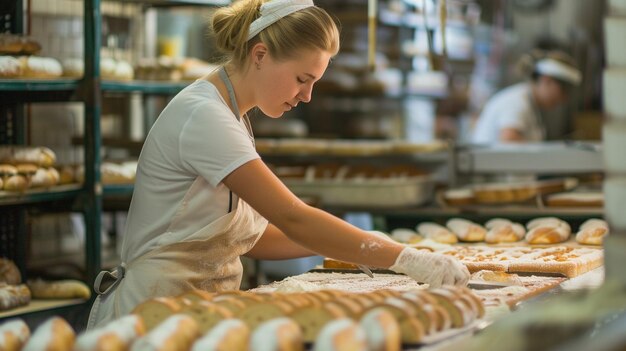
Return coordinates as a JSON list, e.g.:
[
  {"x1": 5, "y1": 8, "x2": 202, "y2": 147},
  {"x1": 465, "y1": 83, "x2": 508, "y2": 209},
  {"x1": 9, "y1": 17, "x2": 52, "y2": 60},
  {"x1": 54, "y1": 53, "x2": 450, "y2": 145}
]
[
  {"x1": 223, "y1": 159, "x2": 403, "y2": 268},
  {"x1": 245, "y1": 223, "x2": 316, "y2": 260},
  {"x1": 500, "y1": 127, "x2": 525, "y2": 142}
]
